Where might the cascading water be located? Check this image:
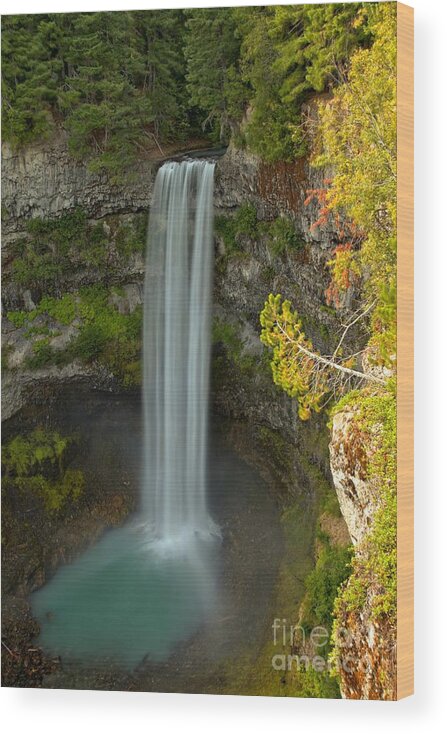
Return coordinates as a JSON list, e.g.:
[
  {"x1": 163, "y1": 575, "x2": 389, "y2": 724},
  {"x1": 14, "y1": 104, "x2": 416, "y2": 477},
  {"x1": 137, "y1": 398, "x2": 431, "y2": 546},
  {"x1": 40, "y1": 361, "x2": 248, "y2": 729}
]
[
  {"x1": 31, "y1": 158, "x2": 221, "y2": 667},
  {"x1": 142, "y1": 160, "x2": 217, "y2": 546}
]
